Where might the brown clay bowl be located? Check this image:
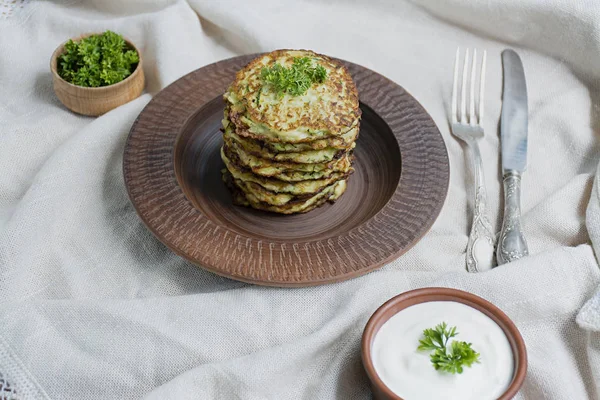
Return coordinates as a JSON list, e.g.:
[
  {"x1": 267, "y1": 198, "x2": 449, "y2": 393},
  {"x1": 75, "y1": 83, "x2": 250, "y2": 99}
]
[
  {"x1": 362, "y1": 288, "x2": 527, "y2": 399},
  {"x1": 50, "y1": 33, "x2": 145, "y2": 116}
]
